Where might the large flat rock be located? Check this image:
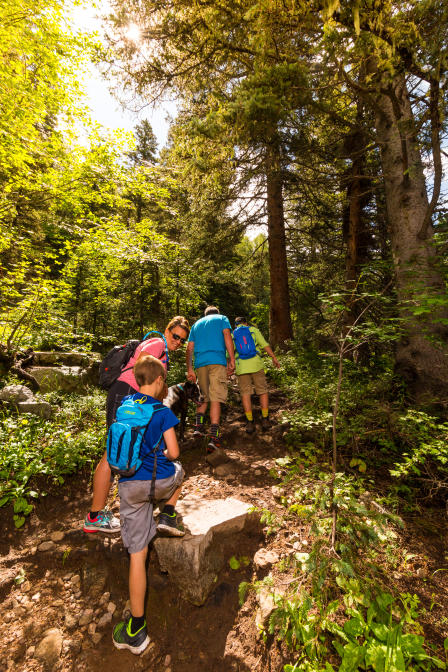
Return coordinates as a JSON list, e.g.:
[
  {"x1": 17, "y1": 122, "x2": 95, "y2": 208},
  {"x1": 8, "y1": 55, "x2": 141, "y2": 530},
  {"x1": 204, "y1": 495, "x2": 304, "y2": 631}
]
[
  {"x1": 28, "y1": 362, "x2": 99, "y2": 392},
  {"x1": 17, "y1": 400, "x2": 52, "y2": 419},
  {"x1": 33, "y1": 351, "x2": 100, "y2": 367},
  {"x1": 0, "y1": 384, "x2": 34, "y2": 403},
  {"x1": 154, "y1": 496, "x2": 254, "y2": 605},
  {"x1": 29, "y1": 366, "x2": 85, "y2": 393}
]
